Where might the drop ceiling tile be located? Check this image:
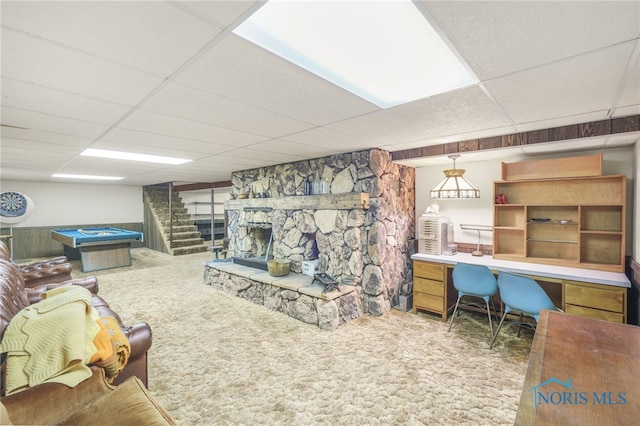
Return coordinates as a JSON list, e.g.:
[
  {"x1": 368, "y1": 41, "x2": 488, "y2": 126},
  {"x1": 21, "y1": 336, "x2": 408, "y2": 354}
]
[
  {"x1": 617, "y1": 54, "x2": 640, "y2": 112},
  {"x1": 1, "y1": 78, "x2": 131, "y2": 125},
  {"x1": 249, "y1": 140, "x2": 342, "y2": 158},
  {"x1": 142, "y1": 82, "x2": 314, "y2": 138},
  {"x1": 0, "y1": 137, "x2": 86, "y2": 155},
  {"x1": 197, "y1": 153, "x2": 278, "y2": 170},
  {"x1": 222, "y1": 147, "x2": 309, "y2": 164},
  {"x1": 613, "y1": 104, "x2": 640, "y2": 117},
  {"x1": 514, "y1": 111, "x2": 609, "y2": 133},
  {"x1": 2, "y1": 106, "x2": 108, "y2": 139},
  {"x1": 282, "y1": 127, "x2": 378, "y2": 151},
  {"x1": 324, "y1": 109, "x2": 438, "y2": 145},
  {"x1": 1, "y1": 1, "x2": 222, "y2": 76},
  {"x1": 1, "y1": 166, "x2": 57, "y2": 182},
  {"x1": 177, "y1": 1, "x2": 261, "y2": 28},
  {"x1": 486, "y1": 42, "x2": 635, "y2": 124},
  {"x1": 387, "y1": 85, "x2": 514, "y2": 136},
  {"x1": 117, "y1": 110, "x2": 268, "y2": 148},
  {"x1": 101, "y1": 128, "x2": 236, "y2": 155},
  {"x1": 0, "y1": 146, "x2": 72, "y2": 171},
  {"x1": 423, "y1": 1, "x2": 640, "y2": 80},
  {"x1": 0, "y1": 127, "x2": 92, "y2": 147},
  {"x1": 175, "y1": 35, "x2": 378, "y2": 125},
  {"x1": 1, "y1": 29, "x2": 163, "y2": 106}
]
